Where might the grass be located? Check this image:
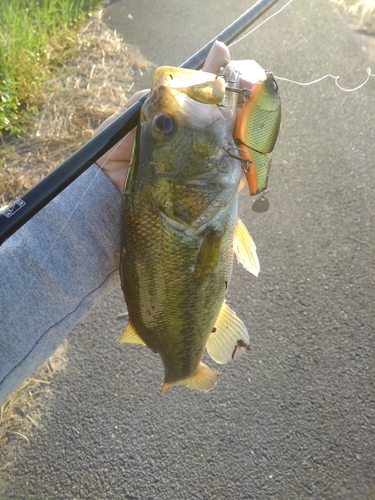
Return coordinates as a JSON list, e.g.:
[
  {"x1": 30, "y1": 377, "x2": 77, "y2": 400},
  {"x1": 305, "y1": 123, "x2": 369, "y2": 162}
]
[{"x1": 0, "y1": 0, "x2": 103, "y2": 137}]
